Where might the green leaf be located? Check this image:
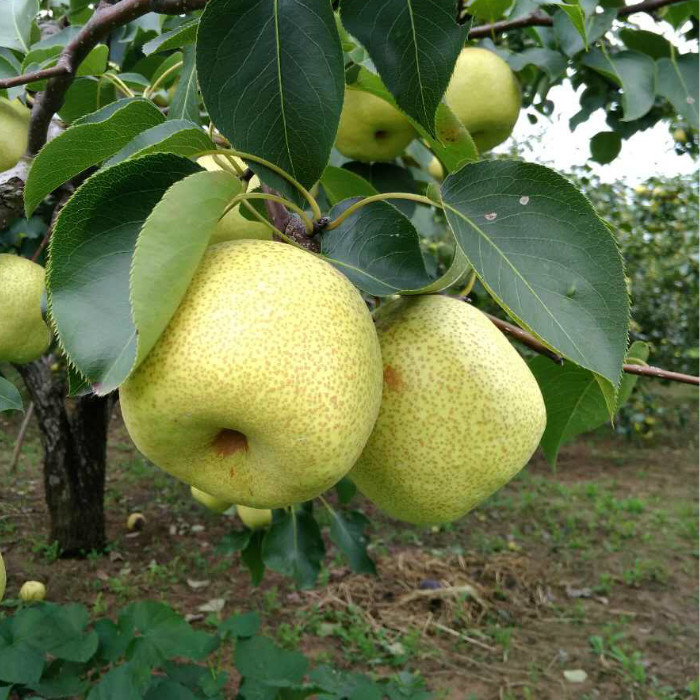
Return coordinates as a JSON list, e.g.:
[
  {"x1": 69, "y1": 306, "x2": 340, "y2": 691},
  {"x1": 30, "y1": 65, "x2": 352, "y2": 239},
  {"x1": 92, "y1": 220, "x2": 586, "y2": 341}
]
[
  {"x1": 130, "y1": 169, "x2": 240, "y2": 369},
  {"x1": 0, "y1": 617, "x2": 45, "y2": 685},
  {"x1": 169, "y1": 45, "x2": 199, "y2": 125},
  {"x1": 502, "y1": 47, "x2": 567, "y2": 81},
  {"x1": 590, "y1": 131, "x2": 622, "y2": 164},
  {"x1": 262, "y1": 509, "x2": 325, "y2": 589},
  {"x1": 145, "y1": 679, "x2": 199, "y2": 700},
  {"x1": 343, "y1": 162, "x2": 418, "y2": 217},
  {"x1": 105, "y1": 120, "x2": 214, "y2": 166},
  {"x1": 47, "y1": 153, "x2": 200, "y2": 393},
  {"x1": 530, "y1": 341, "x2": 649, "y2": 466},
  {"x1": 656, "y1": 54, "x2": 699, "y2": 129},
  {"x1": 57, "y1": 77, "x2": 117, "y2": 124},
  {"x1": 320, "y1": 166, "x2": 378, "y2": 205},
  {"x1": 216, "y1": 529, "x2": 252, "y2": 555},
  {"x1": 470, "y1": 0, "x2": 513, "y2": 21},
  {"x1": 556, "y1": 4, "x2": 587, "y2": 49},
  {"x1": 340, "y1": 0, "x2": 468, "y2": 136},
  {"x1": 241, "y1": 530, "x2": 266, "y2": 587},
  {"x1": 0, "y1": 0, "x2": 38, "y2": 52},
  {"x1": 0, "y1": 377, "x2": 22, "y2": 412},
  {"x1": 582, "y1": 49, "x2": 656, "y2": 122},
  {"x1": 197, "y1": 0, "x2": 344, "y2": 190},
  {"x1": 235, "y1": 635, "x2": 308, "y2": 685},
  {"x1": 553, "y1": 5, "x2": 615, "y2": 56},
  {"x1": 25, "y1": 98, "x2": 165, "y2": 216},
  {"x1": 441, "y1": 160, "x2": 629, "y2": 390},
  {"x1": 218, "y1": 611, "x2": 260, "y2": 639},
  {"x1": 87, "y1": 663, "x2": 146, "y2": 700},
  {"x1": 143, "y1": 18, "x2": 199, "y2": 55},
  {"x1": 321, "y1": 198, "x2": 432, "y2": 295},
  {"x1": 619, "y1": 28, "x2": 673, "y2": 59},
  {"x1": 327, "y1": 509, "x2": 376, "y2": 575},
  {"x1": 334, "y1": 477, "x2": 357, "y2": 504},
  {"x1": 27, "y1": 660, "x2": 90, "y2": 699}
]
